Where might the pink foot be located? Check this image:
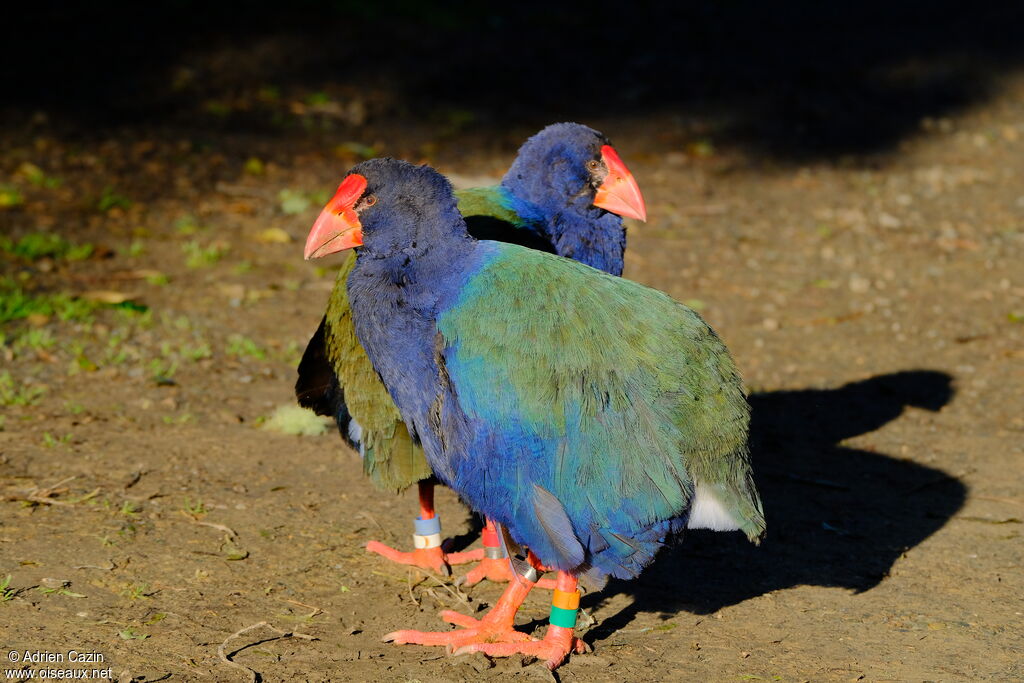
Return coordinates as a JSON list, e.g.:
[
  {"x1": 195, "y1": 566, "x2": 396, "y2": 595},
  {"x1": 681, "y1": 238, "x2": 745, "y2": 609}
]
[
  {"x1": 383, "y1": 609, "x2": 533, "y2": 651},
  {"x1": 453, "y1": 625, "x2": 587, "y2": 670},
  {"x1": 444, "y1": 547, "x2": 484, "y2": 565},
  {"x1": 366, "y1": 540, "x2": 450, "y2": 575}
]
